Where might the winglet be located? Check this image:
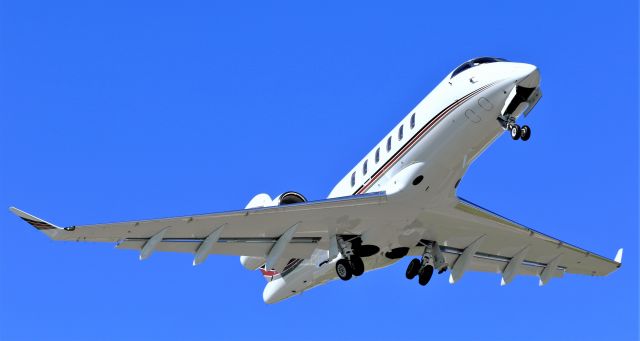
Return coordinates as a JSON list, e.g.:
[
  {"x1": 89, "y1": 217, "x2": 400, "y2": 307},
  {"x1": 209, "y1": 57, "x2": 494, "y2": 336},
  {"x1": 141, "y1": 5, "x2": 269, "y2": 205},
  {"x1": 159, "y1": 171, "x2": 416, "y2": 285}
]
[
  {"x1": 9, "y1": 206, "x2": 63, "y2": 233},
  {"x1": 614, "y1": 248, "x2": 623, "y2": 265}
]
